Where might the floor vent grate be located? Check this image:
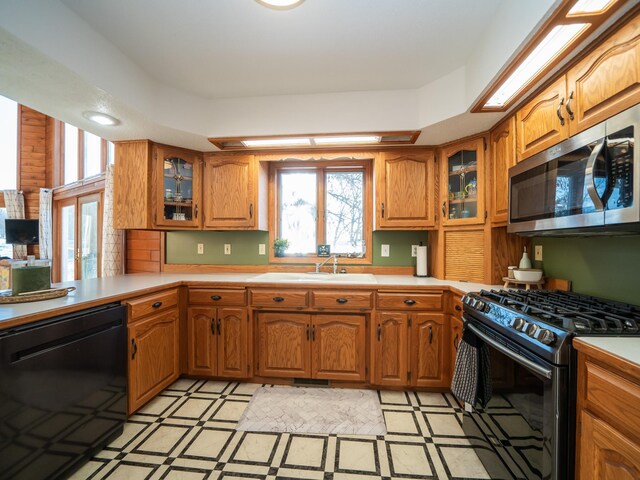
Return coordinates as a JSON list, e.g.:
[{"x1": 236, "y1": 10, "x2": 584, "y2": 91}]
[{"x1": 292, "y1": 378, "x2": 330, "y2": 387}]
